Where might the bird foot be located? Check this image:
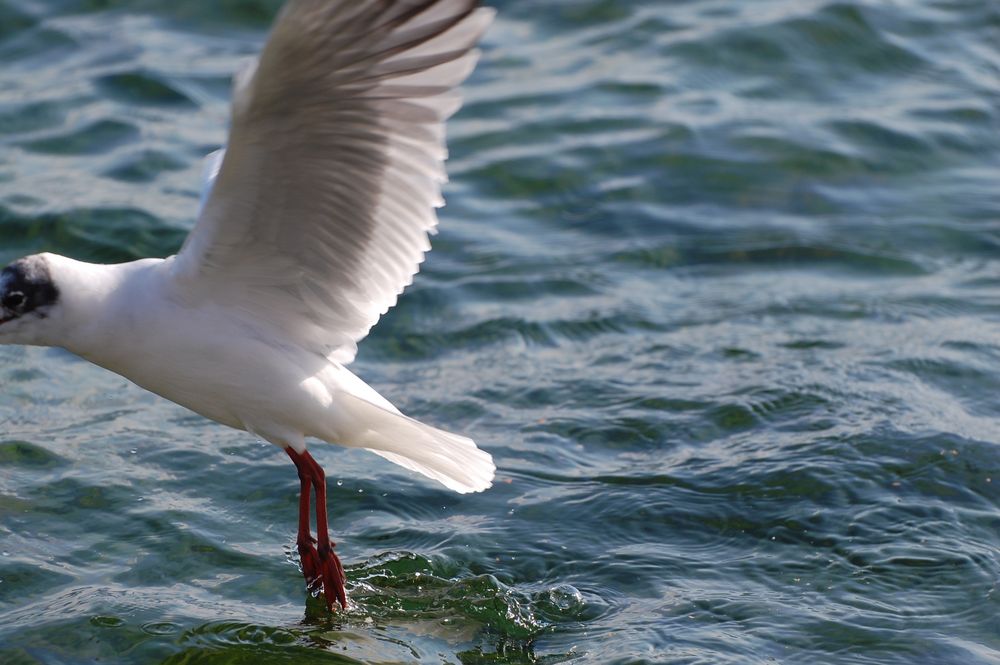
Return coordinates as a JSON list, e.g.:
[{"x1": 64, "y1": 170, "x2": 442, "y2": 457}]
[
  {"x1": 298, "y1": 539, "x2": 322, "y2": 590},
  {"x1": 318, "y1": 543, "x2": 347, "y2": 611}
]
